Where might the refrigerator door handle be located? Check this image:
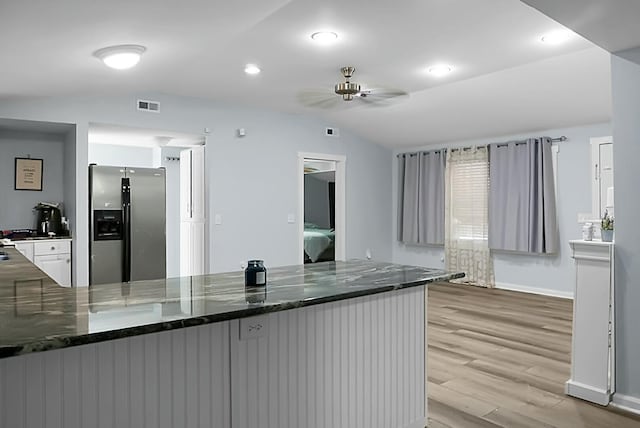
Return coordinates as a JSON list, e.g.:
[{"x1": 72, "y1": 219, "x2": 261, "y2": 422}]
[{"x1": 122, "y1": 177, "x2": 132, "y2": 282}]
